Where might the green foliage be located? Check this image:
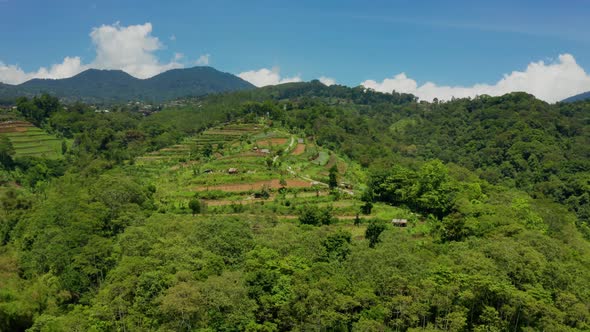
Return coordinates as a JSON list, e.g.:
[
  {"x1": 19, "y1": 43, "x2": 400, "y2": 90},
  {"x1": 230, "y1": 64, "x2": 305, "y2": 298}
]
[
  {"x1": 188, "y1": 199, "x2": 202, "y2": 215},
  {"x1": 2, "y1": 87, "x2": 590, "y2": 331},
  {"x1": 298, "y1": 205, "x2": 335, "y2": 226},
  {"x1": 365, "y1": 220, "x2": 386, "y2": 248},
  {"x1": 368, "y1": 160, "x2": 458, "y2": 220},
  {"x1": 328, "y1": 165, "x2": 338, "y2": 189},
  {"x1": 0, "y1": 135, "x2": 15, "y2": 168}
]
